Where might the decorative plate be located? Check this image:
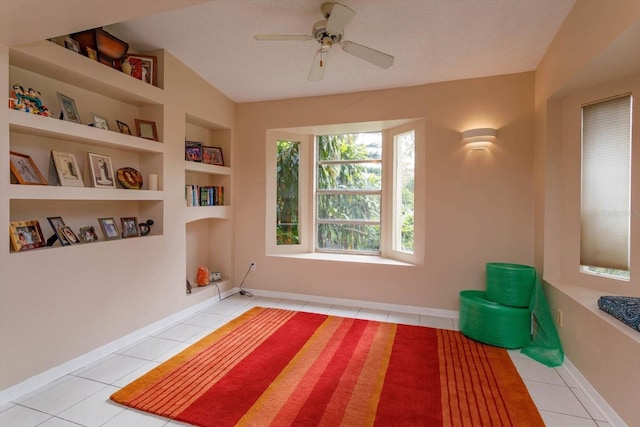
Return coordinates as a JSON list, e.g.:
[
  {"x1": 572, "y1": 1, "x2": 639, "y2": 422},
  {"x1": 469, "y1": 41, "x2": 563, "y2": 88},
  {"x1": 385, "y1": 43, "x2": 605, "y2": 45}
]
[{"x1": 116, "y1": 167, "x2": 143, "y2": 189}]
